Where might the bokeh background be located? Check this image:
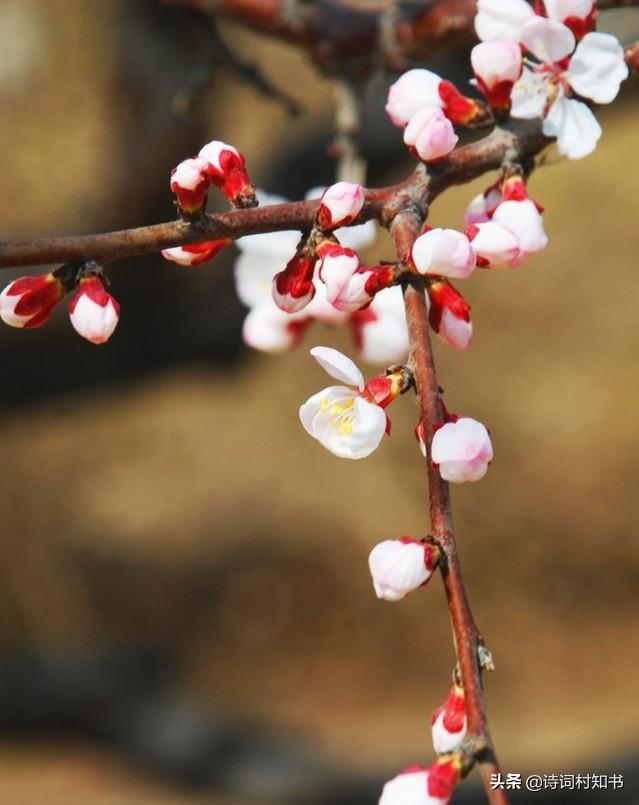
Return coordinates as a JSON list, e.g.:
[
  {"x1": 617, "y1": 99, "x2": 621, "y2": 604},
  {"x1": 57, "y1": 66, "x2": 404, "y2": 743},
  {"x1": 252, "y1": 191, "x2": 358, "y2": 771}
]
[{"x1": 0, "y1": 1, "x2": 638, "y2": 803}]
